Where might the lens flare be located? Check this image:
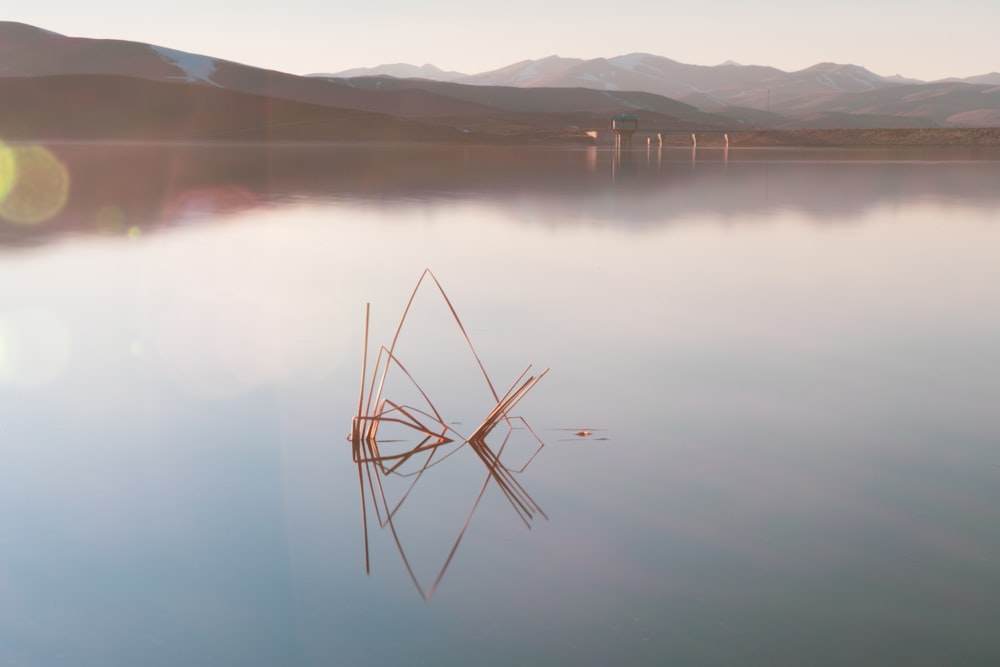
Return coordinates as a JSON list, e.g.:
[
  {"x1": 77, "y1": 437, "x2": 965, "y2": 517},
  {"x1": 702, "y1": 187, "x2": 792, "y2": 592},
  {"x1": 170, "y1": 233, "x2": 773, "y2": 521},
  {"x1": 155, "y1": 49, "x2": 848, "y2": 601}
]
[
  {"x1": 95, "y1": 204, "x2": 125, "y2": 235},
  {"x1": 164, "y1": 185, "x2": 259, "y2": 223},
  {"x1": 0, "y1": 145, "x2": 70, "y2": 225},
  {"x1": 0, "y1": 141, "x2": 15, "y2": 202}
]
